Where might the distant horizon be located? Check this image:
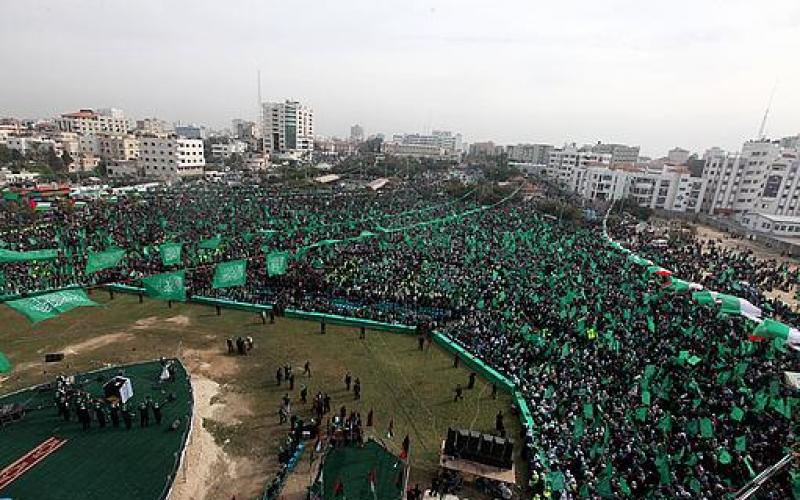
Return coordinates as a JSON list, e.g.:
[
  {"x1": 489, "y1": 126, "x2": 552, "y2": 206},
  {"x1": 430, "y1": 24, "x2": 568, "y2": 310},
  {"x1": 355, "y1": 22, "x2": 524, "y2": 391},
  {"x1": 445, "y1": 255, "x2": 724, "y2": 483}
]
[{"x1": 1, "y1": 0, "x2": 798, "y2": 158}]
